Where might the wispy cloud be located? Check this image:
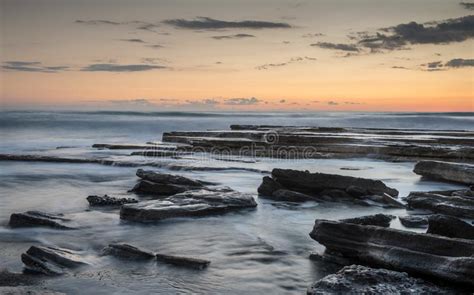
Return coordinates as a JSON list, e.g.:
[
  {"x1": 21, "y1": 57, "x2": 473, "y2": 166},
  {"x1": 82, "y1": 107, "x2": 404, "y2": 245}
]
[
  {"x1": 2, "y1": 61, "x2": 69, "y2": 73},
  {"x1": 212, "y1": 34, "x2": 256, "y2": 40},
  {"x1": 256, "y1": 56, "x2": 317, "y2": 70},
  {"x1": 445, "y1": 58, "x2": 474, "y2": 67},
  {"x1": 163, "y1": 17, "x2": 291, "y2": 30},
  {"x1": 460, "y1": 2, "x2": 474, "y2": 10},
  {"x1": 120, "y1": 38, "x2": 146, "y2": 43},
  {"x1": 311, "y1": 42, "x2": 359, "y2": 52},
  {"x1": 81, "y1": 63, "x2": 166, "y2": 72}
]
